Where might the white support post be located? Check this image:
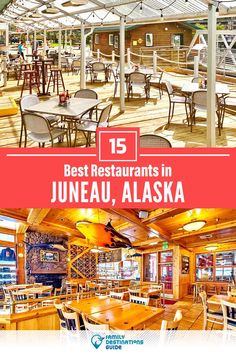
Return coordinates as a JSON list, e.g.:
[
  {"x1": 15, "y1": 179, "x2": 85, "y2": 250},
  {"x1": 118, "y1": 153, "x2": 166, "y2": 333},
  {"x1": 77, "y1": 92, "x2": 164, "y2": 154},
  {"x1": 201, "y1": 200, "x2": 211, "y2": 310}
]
[
  {"x1": 58, "y1": 27, "x2": 62, "y2": 69},
  {"x1": 70, "y1": 30, "x2": 72, "y2": 54},
  {"x1": 65, "y1": 30, "x2": 67, "y2": 52},
  {"x1": 194, "y1": 55, "x2": 199, "y2": 78},
  {"x1": 127, "y1": 48, "x2": 131, "y2": 68},
  {"x1": 43, "y1": 29, "x2": 47, "y2": 57},
  {"x1": 112, "y1": 50, "x2": 115, "y2": 63},
  {"x1": 207, "y1": 4, "x2": 217, "y2": 147},
  {"x1": 120, "y1": 17, "x2": 126, "y2": 113},
  {"x1": 153, "y1": 50, "x2": 157, "y2": 76},
  {"x1": 34, "y1": 30, "x2": 37, "y2": 53},
  {"x1": 97, "y1": 48, "x2": 100, "y2": 60},
  {"x1": 80, "y1": 22, "x2": 86, "y2": 89}
]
